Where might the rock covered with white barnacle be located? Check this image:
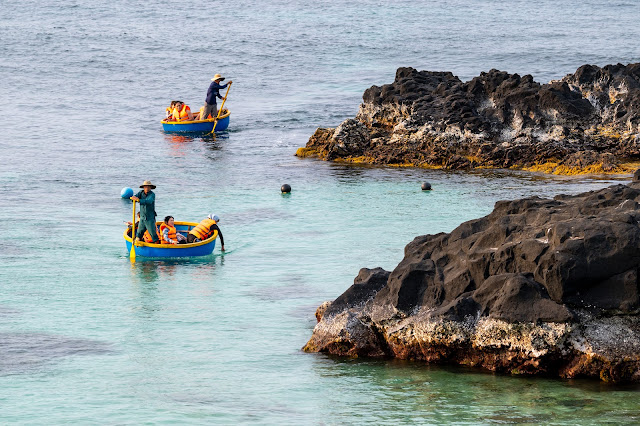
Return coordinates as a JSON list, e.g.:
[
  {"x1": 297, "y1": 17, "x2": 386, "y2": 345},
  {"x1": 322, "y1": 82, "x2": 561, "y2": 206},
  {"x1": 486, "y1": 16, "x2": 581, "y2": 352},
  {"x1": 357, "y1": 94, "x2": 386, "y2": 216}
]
[{"x1": 304, "y1": 176, "x2": 640, "y2": 382}]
